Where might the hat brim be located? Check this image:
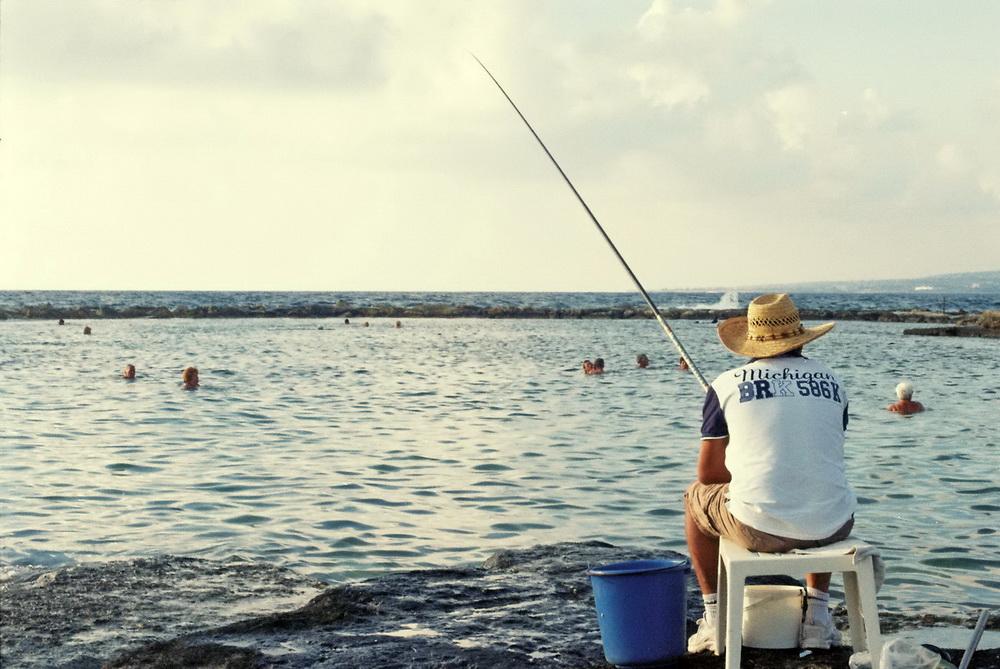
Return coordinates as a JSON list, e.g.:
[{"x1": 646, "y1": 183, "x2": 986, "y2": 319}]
[{"x1": 717, "y1": 317, "x2": 835, "y2": 358}]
